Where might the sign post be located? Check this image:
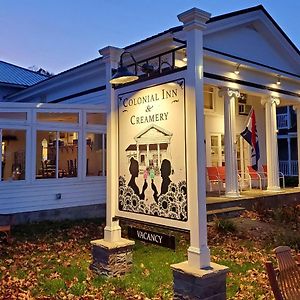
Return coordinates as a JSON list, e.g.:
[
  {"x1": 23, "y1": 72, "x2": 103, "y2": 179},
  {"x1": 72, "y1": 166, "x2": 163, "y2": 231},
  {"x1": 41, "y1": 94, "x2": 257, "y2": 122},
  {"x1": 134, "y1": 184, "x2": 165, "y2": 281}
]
[
  {"x1": 171, "y1": 8, "x2": 228, "y2": 300},
  {"x1": 90, "y1": 46, "x2": 135, "y2": 277}
]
